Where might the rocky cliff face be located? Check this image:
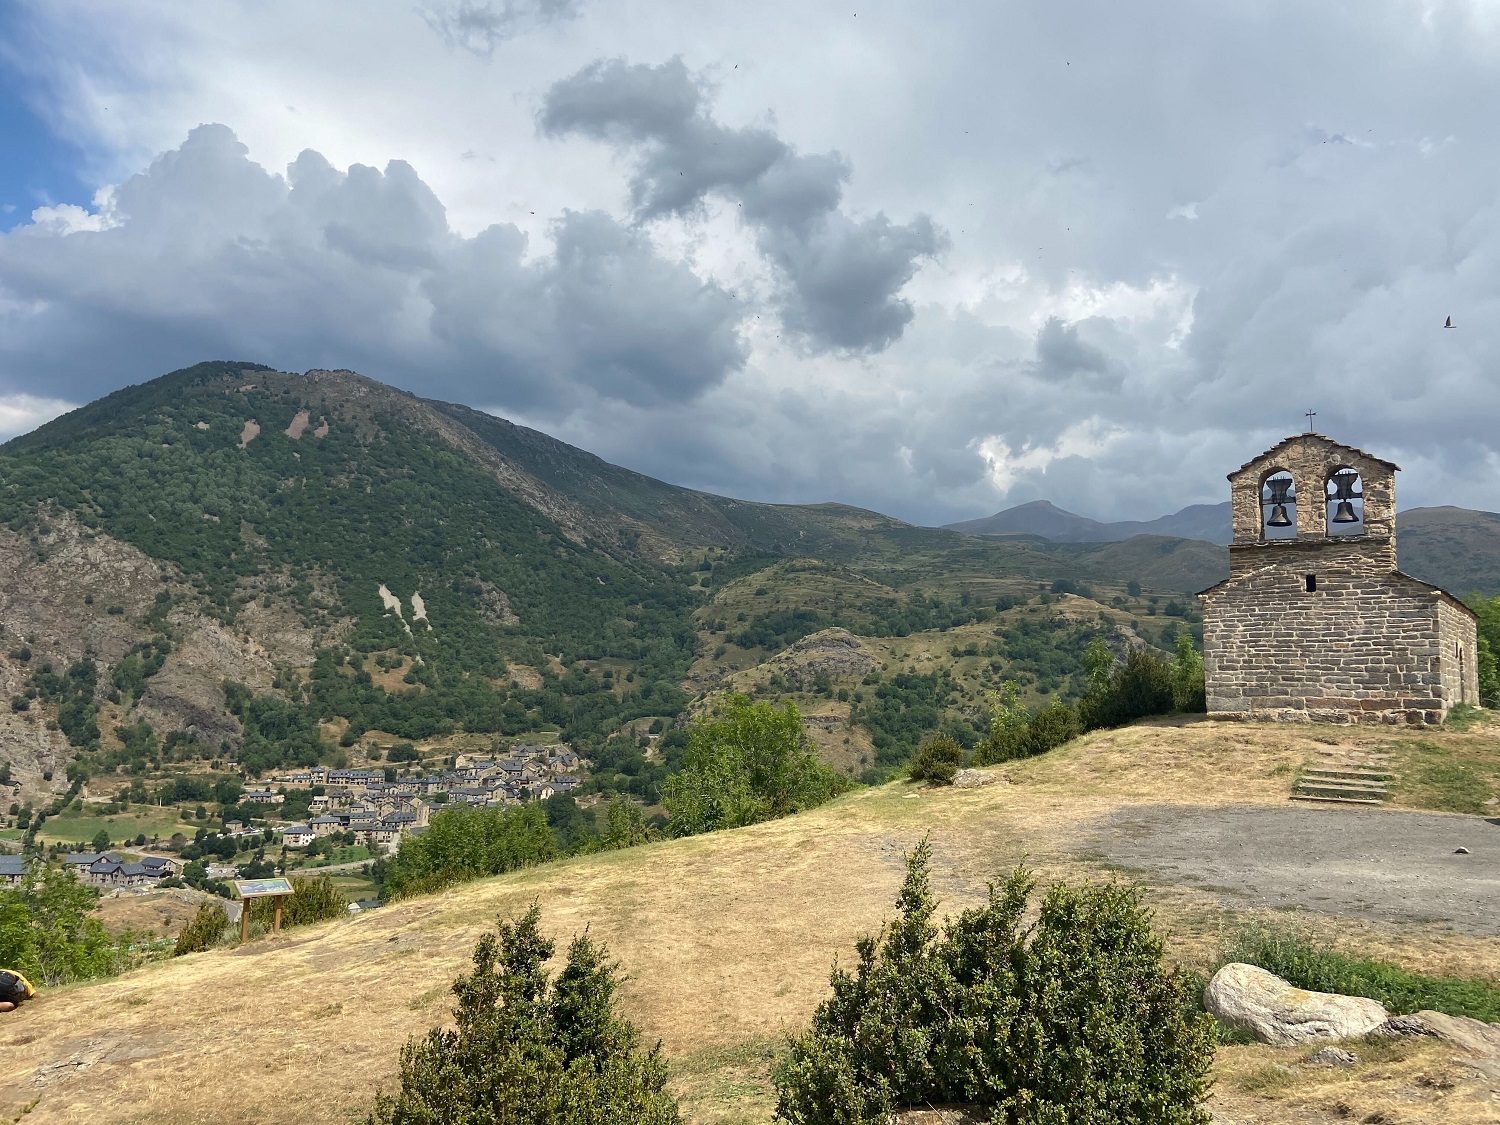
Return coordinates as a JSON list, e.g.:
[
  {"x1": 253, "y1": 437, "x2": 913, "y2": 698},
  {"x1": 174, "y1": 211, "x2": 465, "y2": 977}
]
[{"x1": 0, "y1": 509, "x2": 343, "y2": 803}]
